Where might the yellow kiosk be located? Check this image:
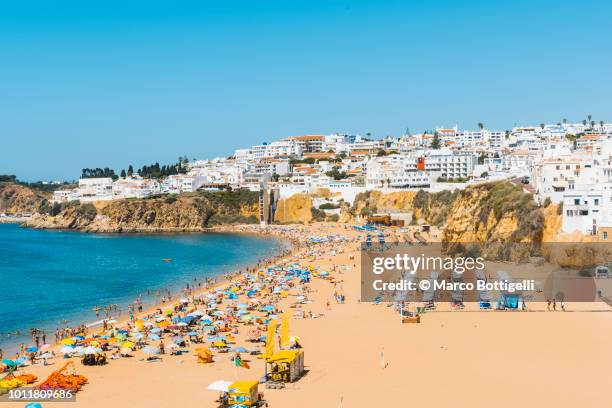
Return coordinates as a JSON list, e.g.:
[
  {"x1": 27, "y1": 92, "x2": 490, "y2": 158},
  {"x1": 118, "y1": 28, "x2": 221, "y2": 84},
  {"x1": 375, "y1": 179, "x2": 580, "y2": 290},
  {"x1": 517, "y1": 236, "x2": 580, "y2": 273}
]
[
  {"x1": 227, "y1": 380, "x2": 266, "y2": 407},
  {"x1": 266, "y1": 349, "x2": 305, "y2": 383}
]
